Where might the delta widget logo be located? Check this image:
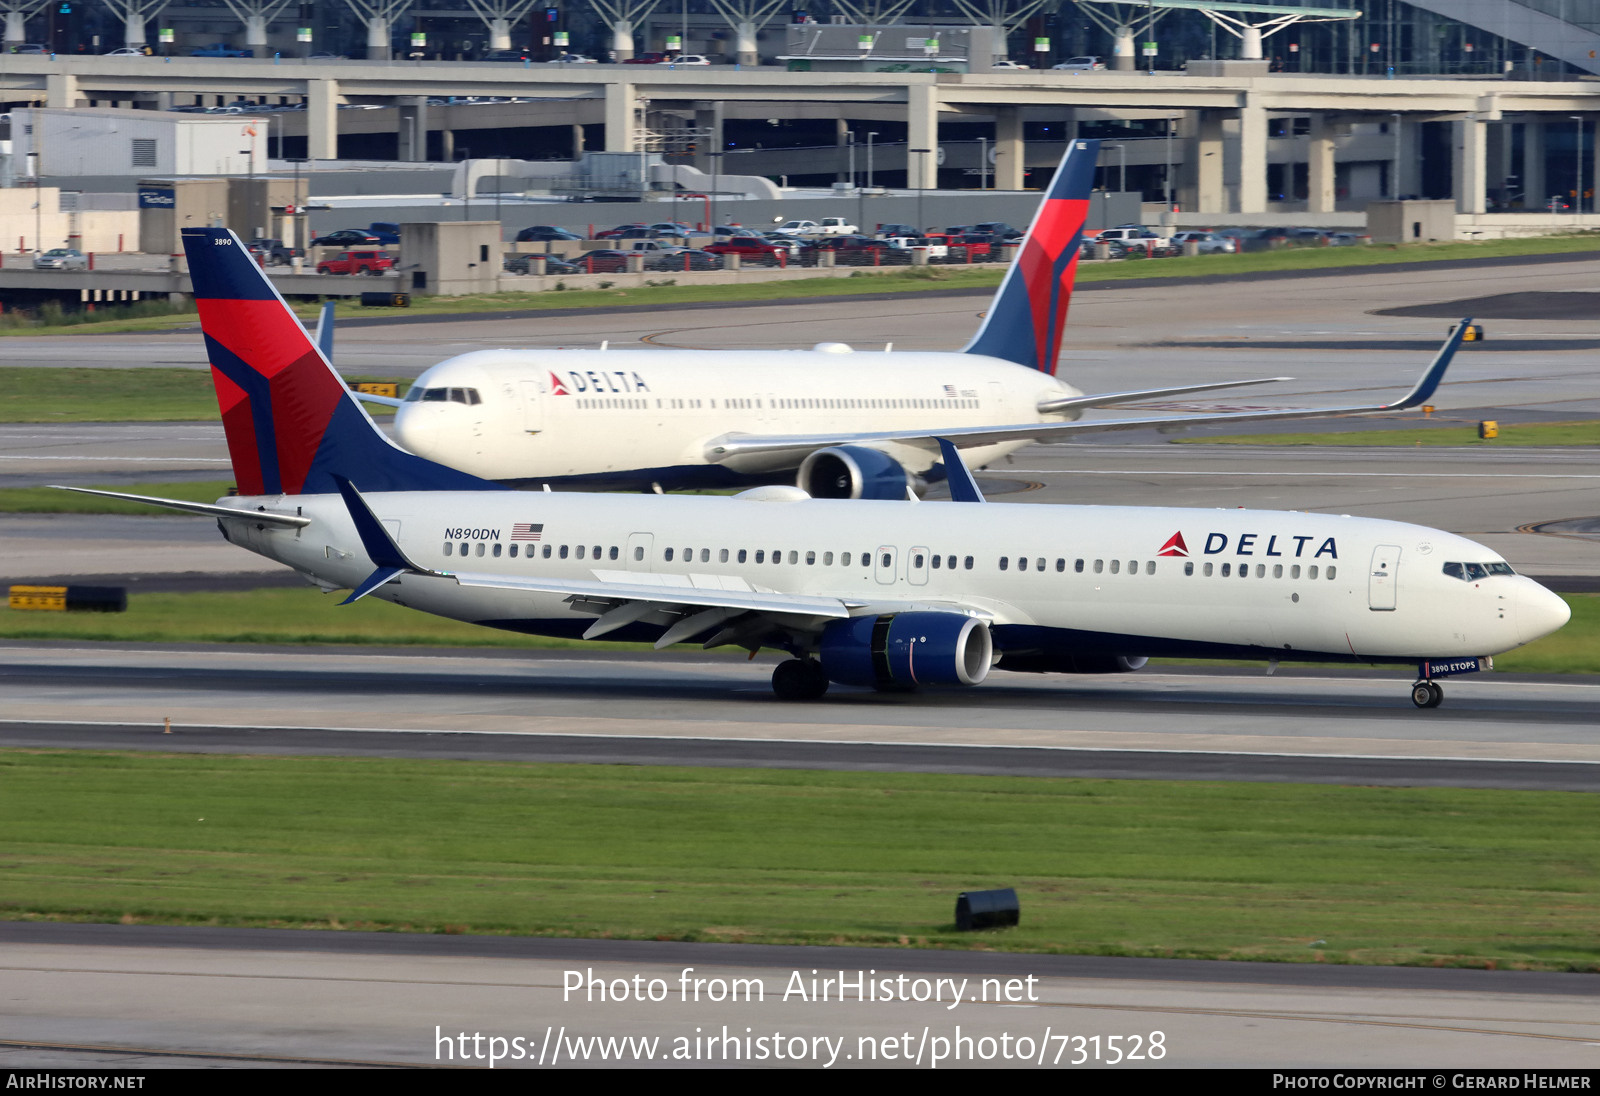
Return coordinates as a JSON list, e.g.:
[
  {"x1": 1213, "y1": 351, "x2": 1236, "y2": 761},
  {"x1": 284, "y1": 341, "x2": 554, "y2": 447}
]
[{"x1": 1157, "y1": 532, "x2": 1189, "y2": 558}]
